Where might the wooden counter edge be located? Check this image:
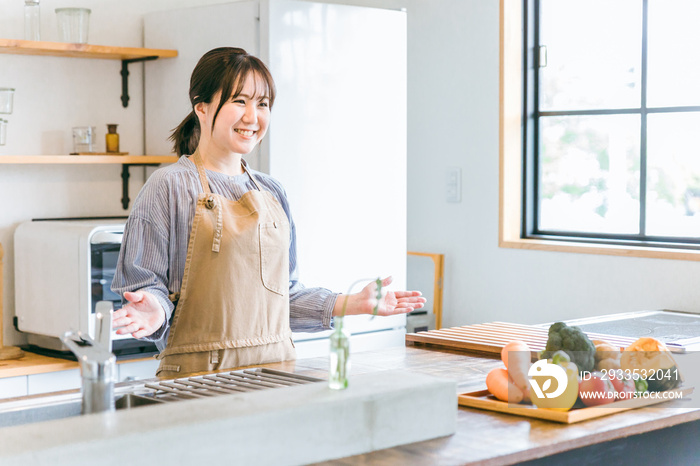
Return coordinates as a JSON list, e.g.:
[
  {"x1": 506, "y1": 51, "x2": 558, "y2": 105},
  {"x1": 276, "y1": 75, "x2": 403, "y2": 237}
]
[
  {"x1": 0, "y1": 352, "x2": 156, "y2": 378},
  {"x1": 463, "y1": 407, "x2": 700, "y2": 466}
]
